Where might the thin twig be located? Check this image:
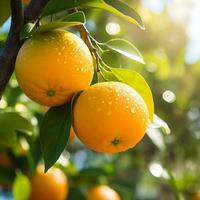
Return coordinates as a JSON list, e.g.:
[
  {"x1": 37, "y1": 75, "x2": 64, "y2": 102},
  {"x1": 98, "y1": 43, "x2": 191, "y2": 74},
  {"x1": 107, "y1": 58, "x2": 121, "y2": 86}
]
[
  {"x1": 78, "y1": 24, "x2": 101, "y2": 72},
  {"x1": 68, "y1": 8, "x2": 102, "y2": 72}
]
